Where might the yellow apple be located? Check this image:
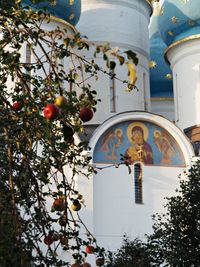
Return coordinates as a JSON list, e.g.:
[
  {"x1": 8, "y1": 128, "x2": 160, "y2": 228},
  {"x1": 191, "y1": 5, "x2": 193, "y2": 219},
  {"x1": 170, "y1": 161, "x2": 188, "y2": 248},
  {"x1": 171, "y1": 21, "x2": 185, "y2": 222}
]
[
  {"x1": 71, "y1": 200, "x2": 81, "y2": 211},
  {"x1": 54, "y1": 95, "x2": 68, "y2": 108}
]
